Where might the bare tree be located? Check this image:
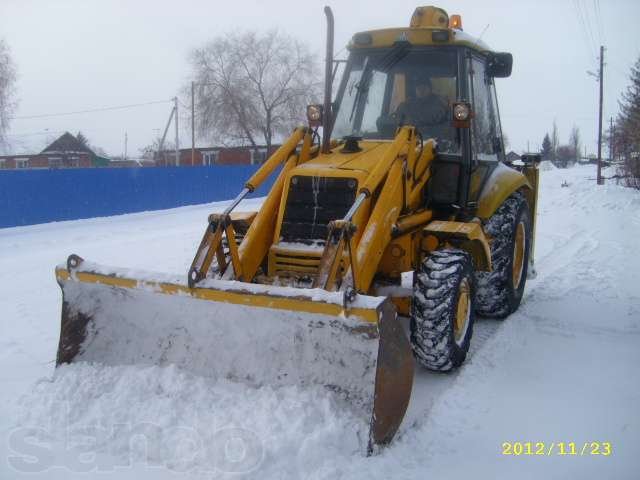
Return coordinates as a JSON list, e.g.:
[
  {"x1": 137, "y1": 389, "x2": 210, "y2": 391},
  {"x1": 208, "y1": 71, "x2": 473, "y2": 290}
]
[
  {"x1": 569, "y1": 125, "x2": 580, "y2": 163},
  {"x1": 0, "y1": 38, "x2": 18, "y2": 150},
  {"x1": 190, "y1": 30, "x2": 320, "y2": 154},
  {"x1": 139, "y1": 137, "x2": 175, "y2": 162},
  {"x1": 550, "y1": 119, "x2": 559, "y2": 161},
  {"x1": 614, "y1": 56, "x2": 640, "y2": 189}
]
